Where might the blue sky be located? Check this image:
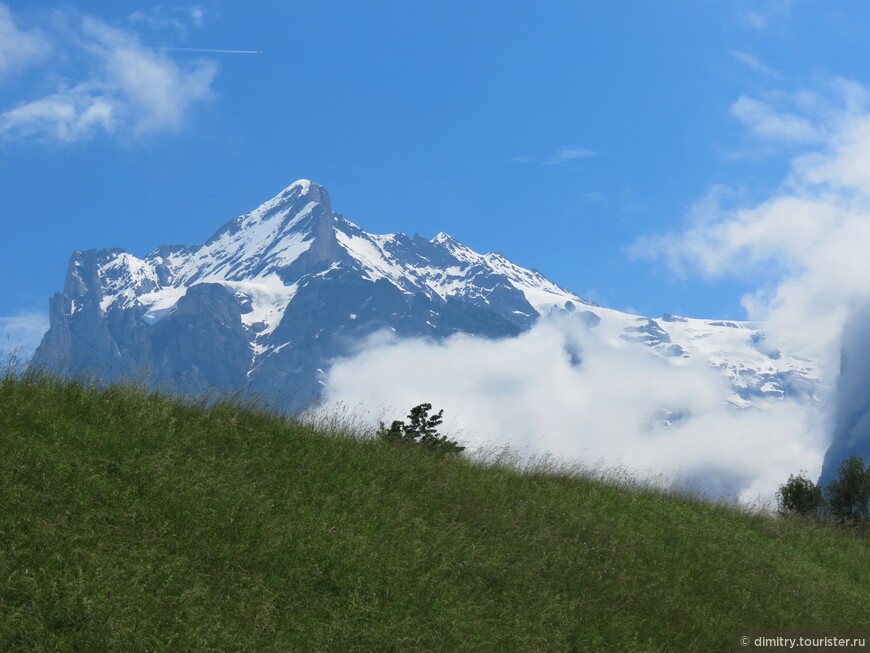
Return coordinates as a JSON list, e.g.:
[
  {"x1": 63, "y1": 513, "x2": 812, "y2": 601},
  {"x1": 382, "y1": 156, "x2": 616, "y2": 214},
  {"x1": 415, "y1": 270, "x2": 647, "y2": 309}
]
[{"x1": 3, "y1": 0, "x2": 870, "y2": 355}]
